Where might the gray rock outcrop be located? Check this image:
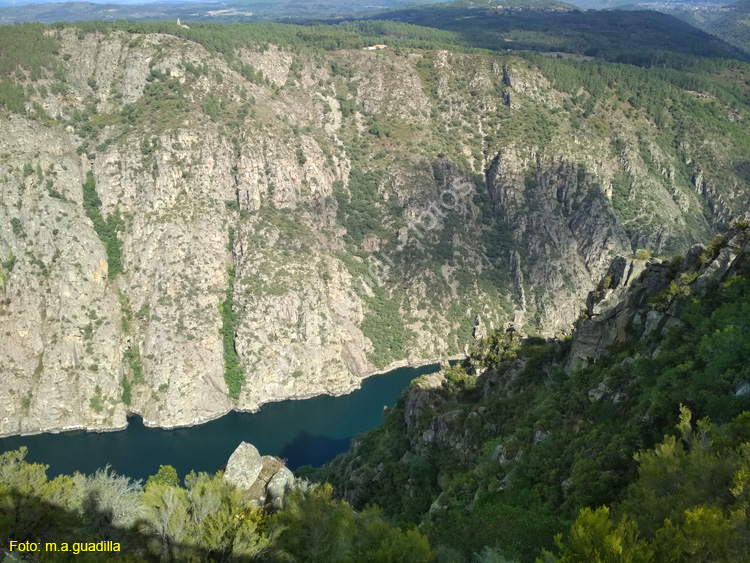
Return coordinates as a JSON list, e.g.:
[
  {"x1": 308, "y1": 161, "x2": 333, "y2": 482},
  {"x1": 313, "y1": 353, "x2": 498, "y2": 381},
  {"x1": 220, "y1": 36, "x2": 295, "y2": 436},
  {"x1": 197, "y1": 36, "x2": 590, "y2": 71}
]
[
  {"x1": 224, "y1": 442, "x2": 264, "y2": 491},
  {"x1": 568, "y1": 226, "x2": 749, "y2": 371},
  {"x1": 223, "y1": 442, "x2": 296, "y2": 509},
  {"x1": 267, "y1": 466, "x2": 295, "y2": 510}
]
